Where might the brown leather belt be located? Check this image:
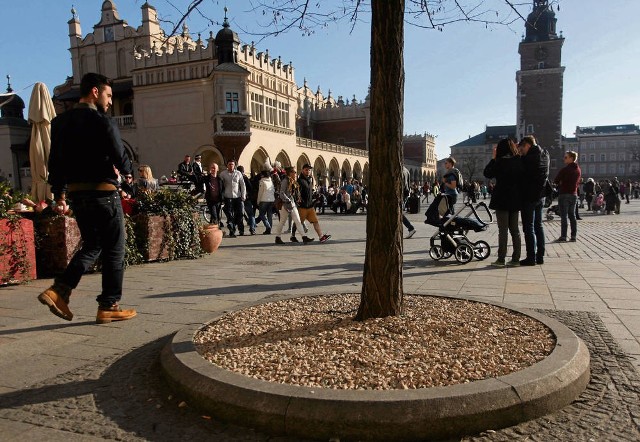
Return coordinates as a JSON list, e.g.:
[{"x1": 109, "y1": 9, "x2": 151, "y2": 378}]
[{"x1": 68, "y1": 182, "x2": 118, "y2": 192}]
